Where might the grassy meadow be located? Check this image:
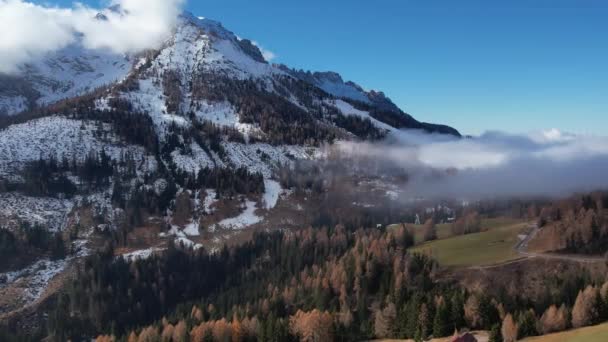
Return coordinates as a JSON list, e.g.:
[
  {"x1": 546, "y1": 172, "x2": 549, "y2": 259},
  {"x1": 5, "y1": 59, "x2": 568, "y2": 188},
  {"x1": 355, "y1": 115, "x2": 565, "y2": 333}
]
[{"x1": 405, "y1": 218, "x2": 528, "y2": 267}]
